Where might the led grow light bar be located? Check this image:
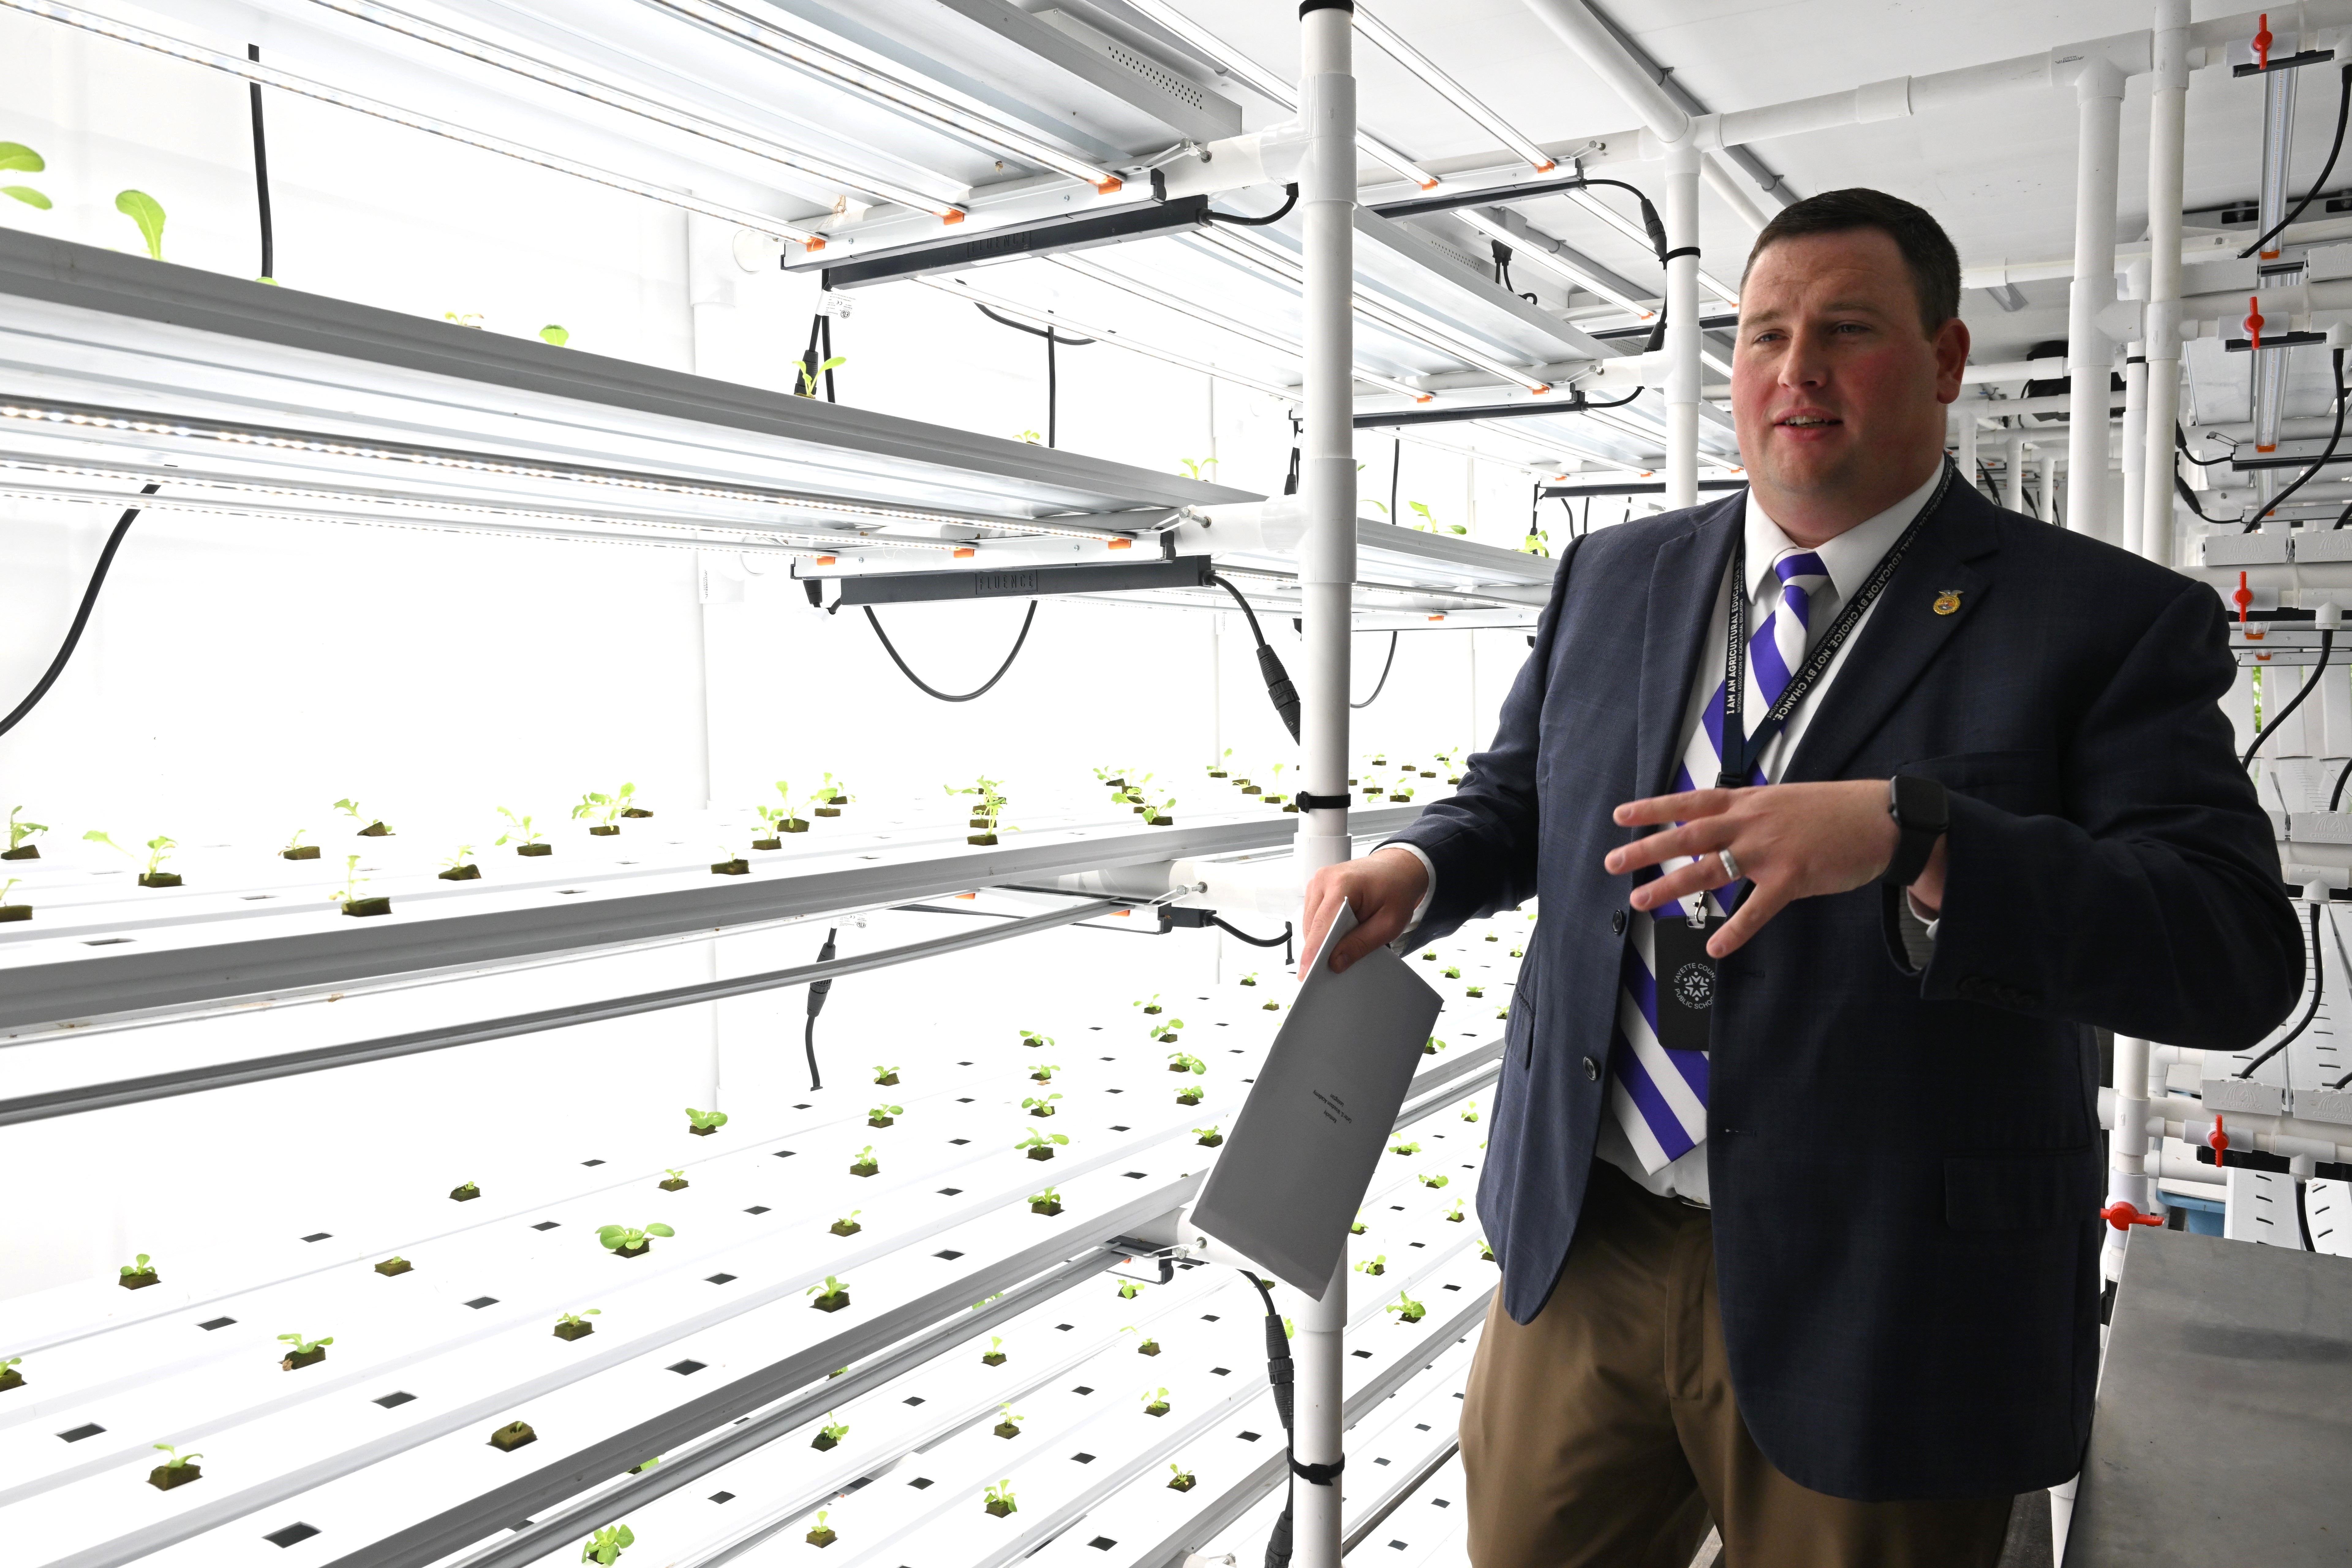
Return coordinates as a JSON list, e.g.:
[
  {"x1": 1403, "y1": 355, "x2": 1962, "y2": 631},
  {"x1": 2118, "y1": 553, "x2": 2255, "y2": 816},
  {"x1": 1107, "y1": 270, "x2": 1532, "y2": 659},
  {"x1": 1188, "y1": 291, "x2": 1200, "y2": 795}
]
[
  {"x1": 1452, "y1": 208, "x2": 1655, "y2": 319},
  {"x1": 1351, "y1": 5, "x2": 1554, "y2": 173},
  {"x1": 1191, "y1": 227, "x2": 1555, "y2": 392},
  {"x1": 1046, "y1": 255, "x2": 1432, "y2": 401},
  {"x1": 0, "y1": 457, "x2": 974, "y2": 551},
  {"x1": 0, "y1": 0, "x2": 820, "y2": 242},
  {"x1": 306, "y1": 0, "x2": 967, "y2": 216},
  {"x1": 1117, "y1": 0, "x2": 1441, "y2": 189},
  {"x1": 636, "y1": 0, "x2": 1125, "y2": 194},
  {"x1": 0, "y1": 401, "x2": 1139, "y2": 541}
]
